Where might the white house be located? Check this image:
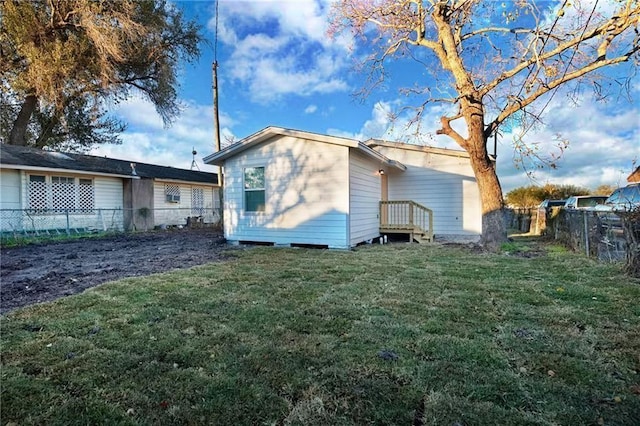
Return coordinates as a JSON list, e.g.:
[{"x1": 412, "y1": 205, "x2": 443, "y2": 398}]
[
  {"x1": 0, "y1": 144, "x2": 220, "y2": 234},
  {"x1": 204, "y1": 127, "x2": 481, "y2": 249}
]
